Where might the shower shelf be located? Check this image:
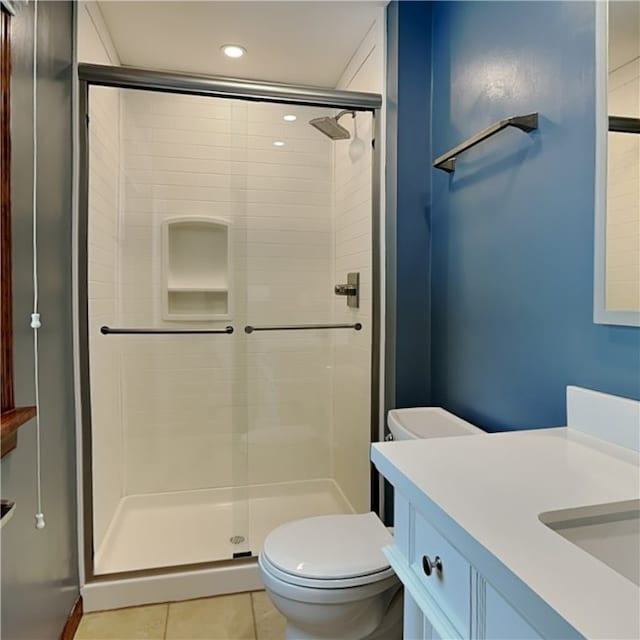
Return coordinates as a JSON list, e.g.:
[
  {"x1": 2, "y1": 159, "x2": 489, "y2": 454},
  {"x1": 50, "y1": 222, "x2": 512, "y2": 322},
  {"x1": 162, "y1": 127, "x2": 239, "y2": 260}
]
[{"x1": 167, "y1": 286, "x2": 229, "y2": 293}]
